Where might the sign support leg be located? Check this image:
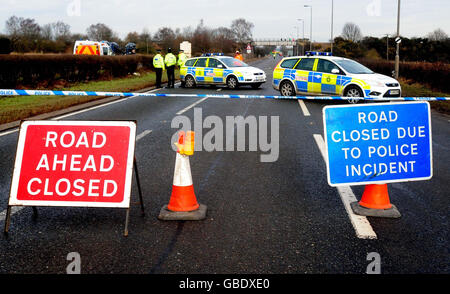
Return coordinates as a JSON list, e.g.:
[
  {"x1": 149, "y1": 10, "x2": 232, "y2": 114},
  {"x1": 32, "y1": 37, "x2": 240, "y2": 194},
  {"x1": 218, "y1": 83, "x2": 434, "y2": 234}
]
[
  {"x1": 32, "y1": 206, "x2": 38, "y2": 219},
  {"x1": 124, "y1": 208, "x2": 130, "y2": 237},
  {"x1": 4, "y1": 205, "x2": 12, "y2": 234},
  {"x1": 134, "y1": 157, "x2": 145, "y2": 216}
]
